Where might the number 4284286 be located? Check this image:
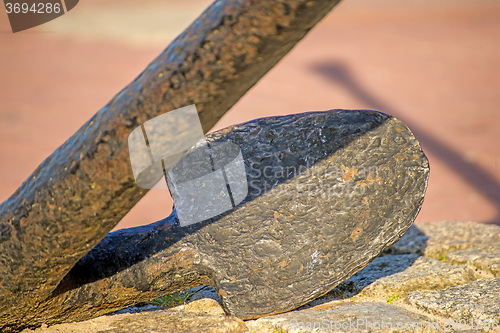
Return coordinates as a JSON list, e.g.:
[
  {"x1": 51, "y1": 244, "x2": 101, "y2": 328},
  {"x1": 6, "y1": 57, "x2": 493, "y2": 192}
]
[{"x1": 5, "y1": 2, "x2": 62, "y2": 14}]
